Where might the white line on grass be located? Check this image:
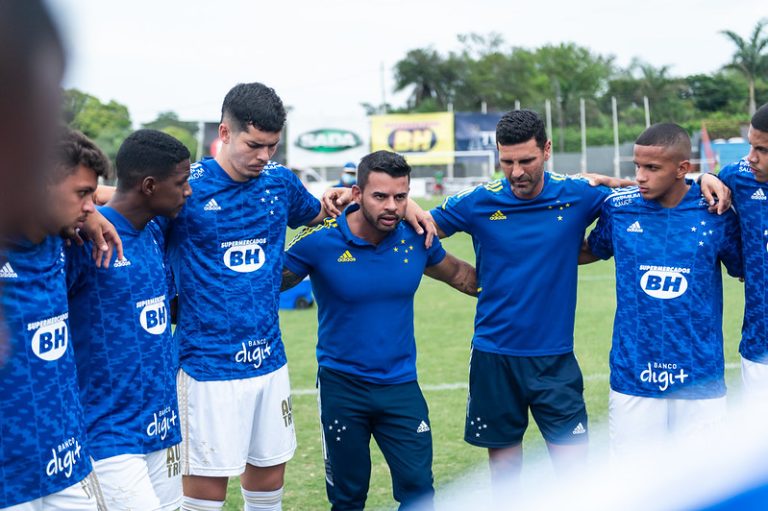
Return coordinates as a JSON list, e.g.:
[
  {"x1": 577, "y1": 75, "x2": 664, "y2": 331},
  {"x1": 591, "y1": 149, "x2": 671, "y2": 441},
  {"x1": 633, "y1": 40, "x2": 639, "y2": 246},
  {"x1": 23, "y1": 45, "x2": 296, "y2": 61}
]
[{"x1": 291, "y1": 363, "x2": 740, "y2": 396}]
